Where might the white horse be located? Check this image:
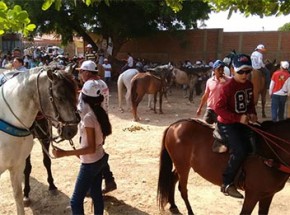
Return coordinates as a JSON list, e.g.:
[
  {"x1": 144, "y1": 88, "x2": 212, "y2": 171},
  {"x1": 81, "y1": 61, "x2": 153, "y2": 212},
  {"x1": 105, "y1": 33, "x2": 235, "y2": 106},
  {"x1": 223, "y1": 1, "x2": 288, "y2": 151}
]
[
  {"x1": 117, "y1": 68, "x2": 139, "y2": 112},
  {"x1": 0, "y1": 65, "x2": 80, "y2": 215}
]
